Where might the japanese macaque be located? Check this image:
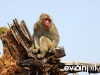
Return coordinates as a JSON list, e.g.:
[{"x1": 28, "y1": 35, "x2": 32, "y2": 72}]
[{"x1": 31, "y1": 13, "x2": 59, "y2": 59}]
